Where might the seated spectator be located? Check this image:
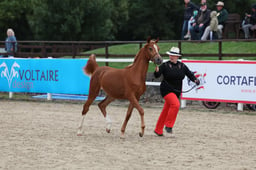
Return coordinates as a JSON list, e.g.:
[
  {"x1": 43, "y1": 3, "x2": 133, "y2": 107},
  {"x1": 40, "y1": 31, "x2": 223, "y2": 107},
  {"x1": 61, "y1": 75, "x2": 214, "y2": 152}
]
[
  {"x1": 201, "y1": 1, "x2": 228, "y2": 40},
  {"x1": 184, "y1": 10, "x2": 198, "y2": 40},
  {"x1": 242, "y1": 4, "x2": 256, "y2": 39},
  {"x1": 5, "y1": 28, "x2": 17, "y2": 54},
  {"x1": 181, "y1": 0, "x2": 199, "y2": 40},
  {"x1": 190, "y1": 3, "x2": 211, "y2": 40}
]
